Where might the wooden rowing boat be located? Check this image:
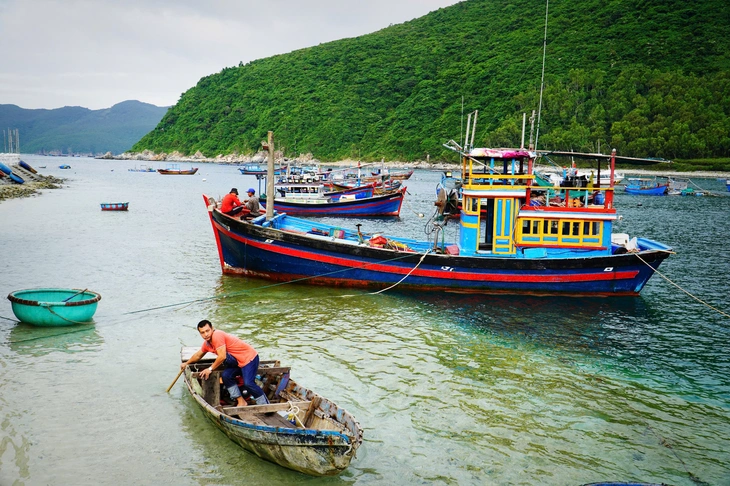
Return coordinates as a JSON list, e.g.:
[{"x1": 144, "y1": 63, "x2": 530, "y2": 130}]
[{"x1": 180, "y1": 347, "x2": 363, "y2": 476}]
